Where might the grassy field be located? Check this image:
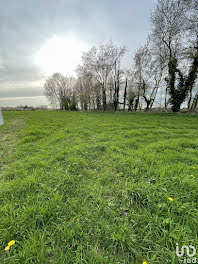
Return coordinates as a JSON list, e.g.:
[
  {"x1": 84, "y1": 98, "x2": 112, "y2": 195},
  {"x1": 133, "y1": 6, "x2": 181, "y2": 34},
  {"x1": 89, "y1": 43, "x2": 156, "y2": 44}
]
[{"x1": 0, "y1": 111, "x2": 198, "y2": 264}]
